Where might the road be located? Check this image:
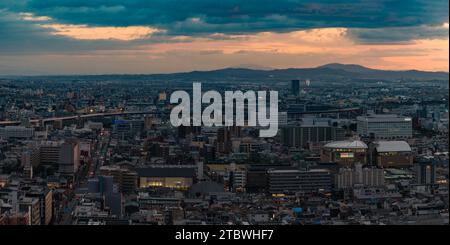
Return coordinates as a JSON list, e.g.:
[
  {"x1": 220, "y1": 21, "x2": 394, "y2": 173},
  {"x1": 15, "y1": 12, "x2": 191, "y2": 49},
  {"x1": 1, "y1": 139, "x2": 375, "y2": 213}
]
[
  {"x1": 56, "y1": 130, "x2": 111, "y2": 225},
  {"x1": 0, "y1": 110, "x2": 164, "y2": 126}
]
